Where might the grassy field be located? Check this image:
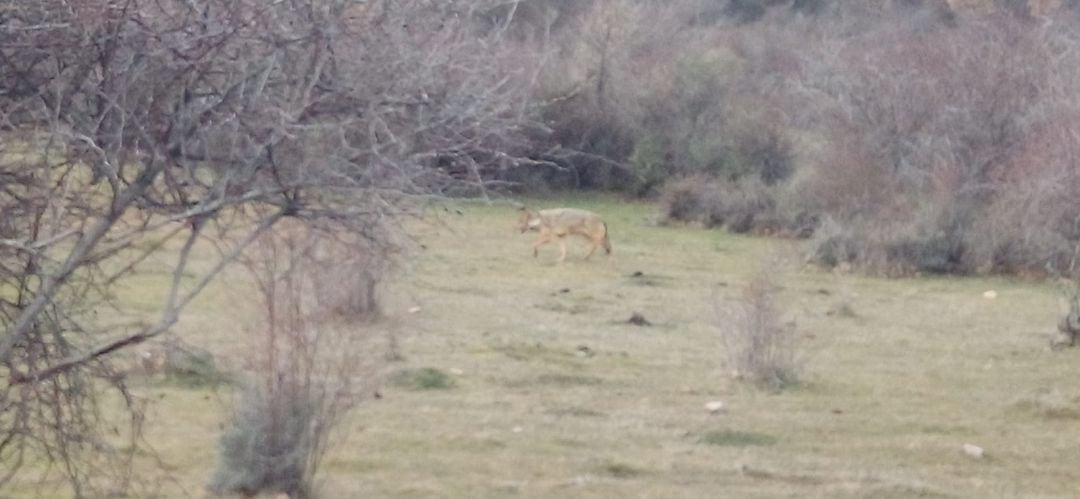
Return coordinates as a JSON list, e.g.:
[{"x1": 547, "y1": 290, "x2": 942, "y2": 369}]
[{"x1": 13, "y1": 195, "x2": 1080, "y2": 498}]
